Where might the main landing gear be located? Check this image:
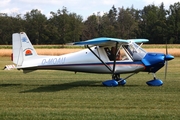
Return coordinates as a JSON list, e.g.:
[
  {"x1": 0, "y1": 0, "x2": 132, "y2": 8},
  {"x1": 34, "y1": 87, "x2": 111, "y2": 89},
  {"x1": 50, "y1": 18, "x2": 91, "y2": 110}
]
[
  {"x1": 146, "y1": 73, "x2": 163, "y2": 86},
  {"x1": 112, "y1": 74, "x2": 126, "y2": 86},
  {"x1": 102, "y1": 74, "x2": 126, "y2": 87},
  {"x1": 102, "y1": 73, "x2": 137, "y2": 87}
]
